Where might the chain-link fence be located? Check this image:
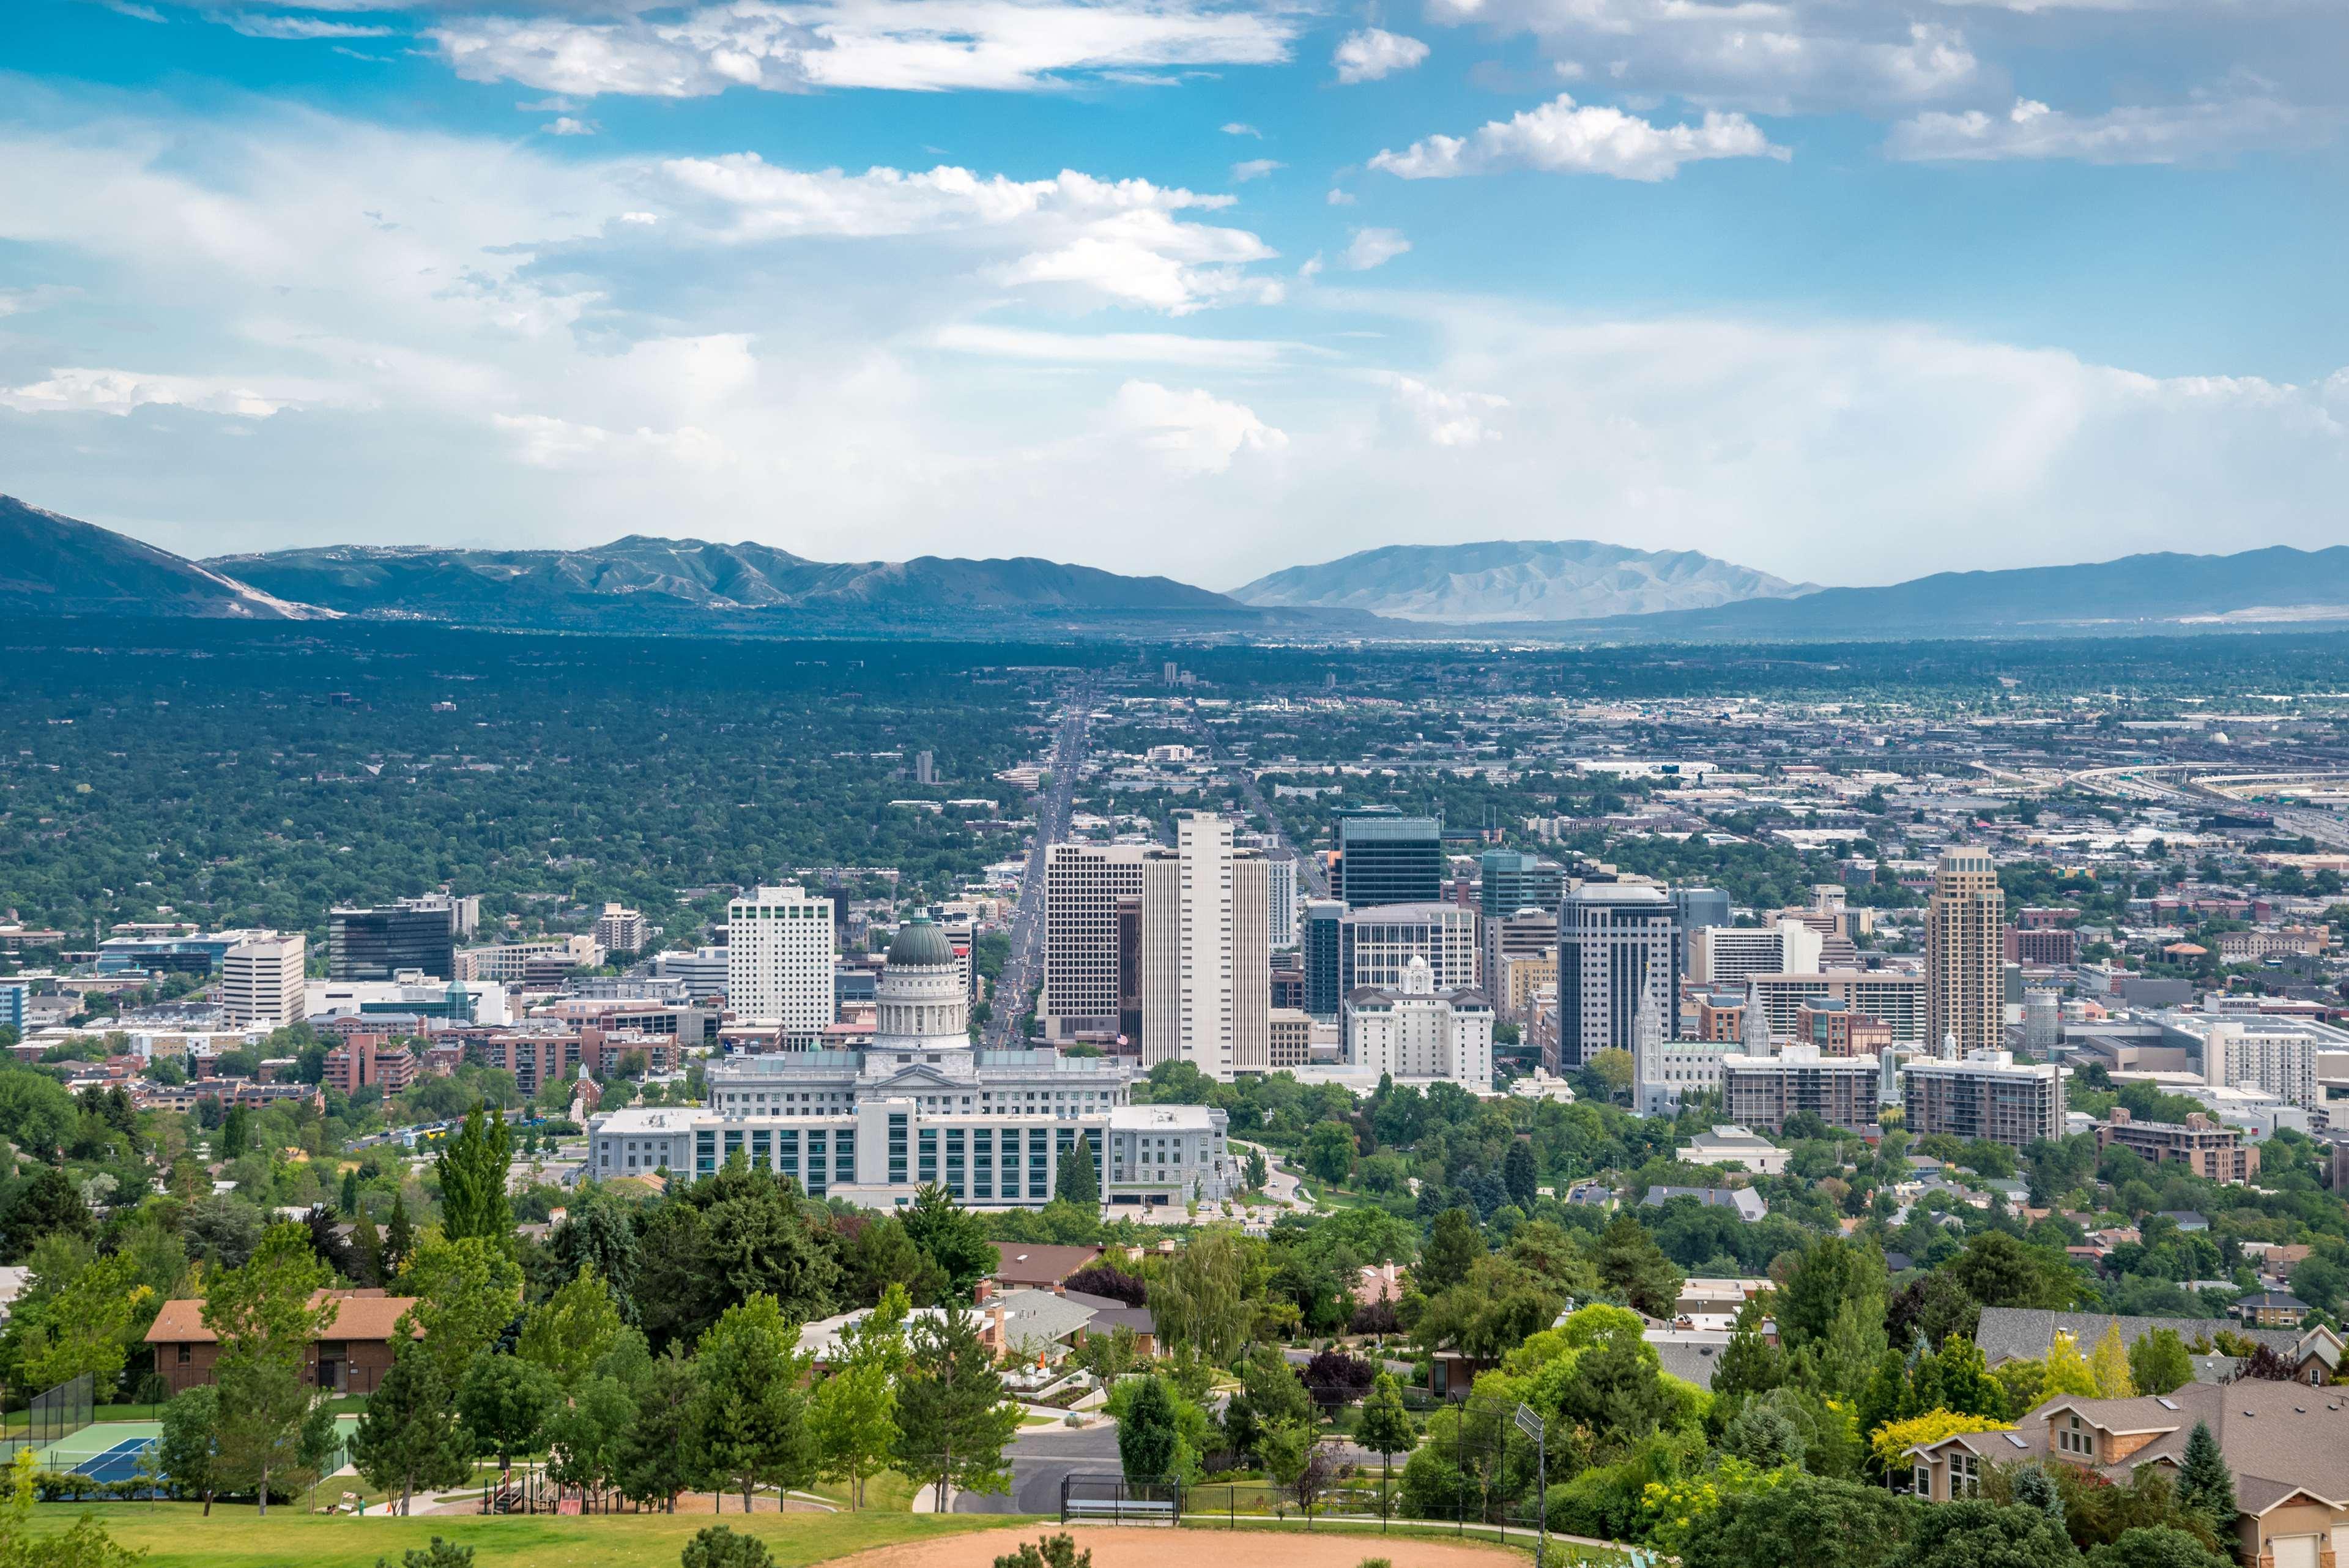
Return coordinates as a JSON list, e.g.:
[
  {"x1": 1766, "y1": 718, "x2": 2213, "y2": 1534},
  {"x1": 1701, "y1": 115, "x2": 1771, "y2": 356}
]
[{"x1": 0, "y1": 1374, "x2": 93, "y2": 1464}]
